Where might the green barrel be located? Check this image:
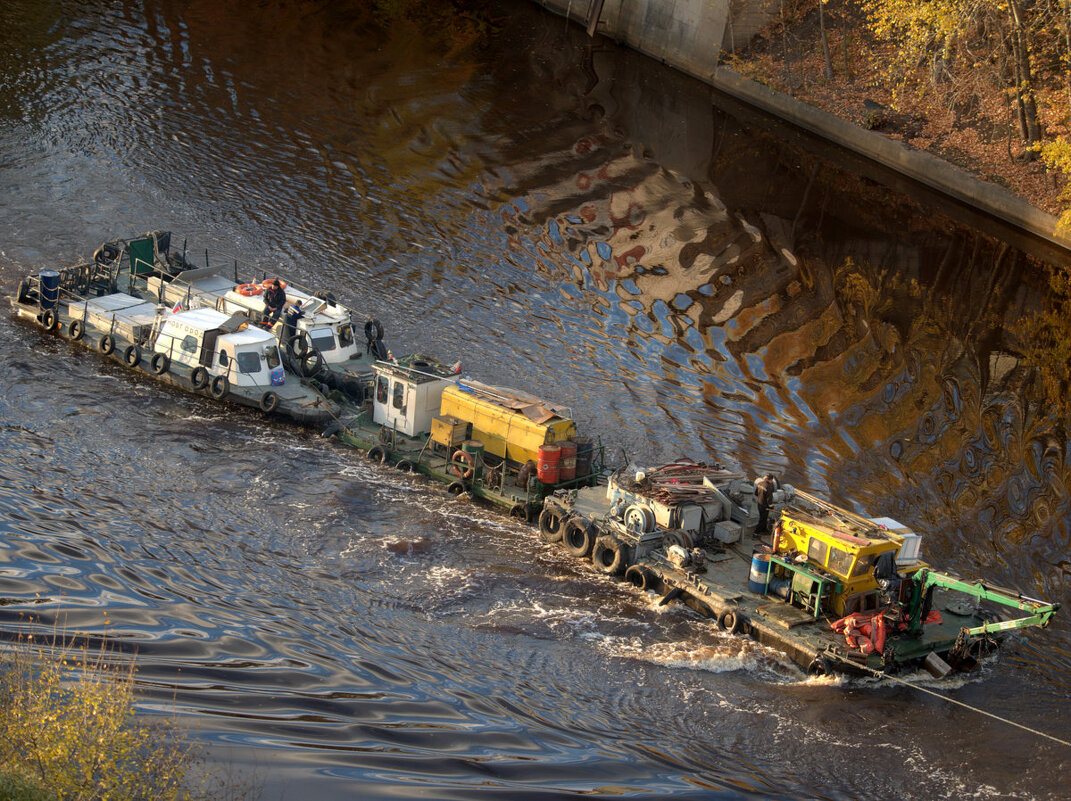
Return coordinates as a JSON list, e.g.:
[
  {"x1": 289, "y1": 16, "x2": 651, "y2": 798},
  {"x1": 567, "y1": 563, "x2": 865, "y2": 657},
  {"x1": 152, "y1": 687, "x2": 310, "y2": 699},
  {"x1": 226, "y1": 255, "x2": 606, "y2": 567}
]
[{"x1": 462, "y1": 439, "x2": 484, "y2": 479}]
